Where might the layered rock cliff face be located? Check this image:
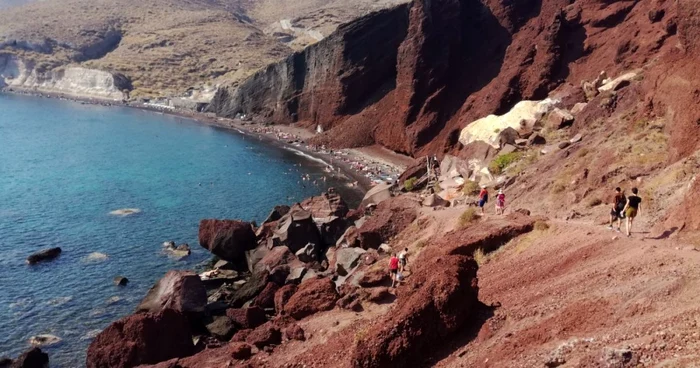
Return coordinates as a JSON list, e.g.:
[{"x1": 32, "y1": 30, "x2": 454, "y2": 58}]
[
  {"x1": 210, "y1": 0, "x2": 680, "y2": 157},
  {"x1": 0, "y1": 54, "x2": 131, "y2": 100},
  {"x1": 208, "y1": 5, "x2": 410, "y2": 127}
]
